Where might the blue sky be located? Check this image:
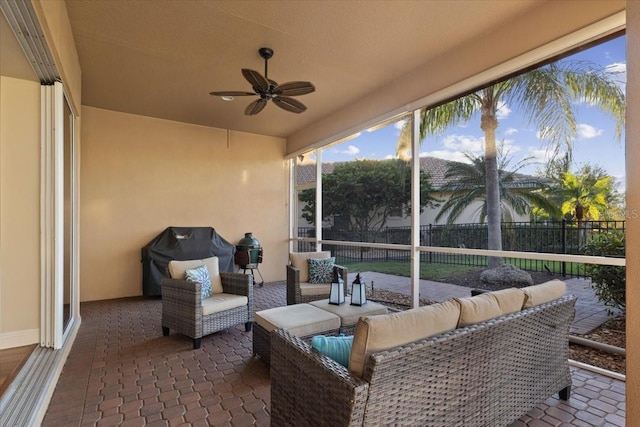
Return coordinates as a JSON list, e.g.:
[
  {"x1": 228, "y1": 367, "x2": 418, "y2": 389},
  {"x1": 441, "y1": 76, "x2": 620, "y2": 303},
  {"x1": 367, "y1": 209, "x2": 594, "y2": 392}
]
[{"x1": 319, "y1": 35, "x2": 627, "y2": 191}]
